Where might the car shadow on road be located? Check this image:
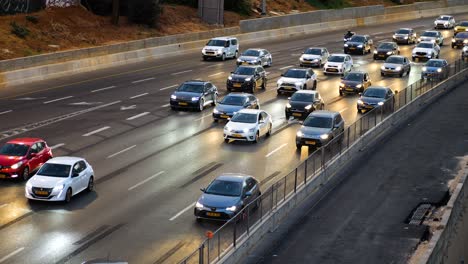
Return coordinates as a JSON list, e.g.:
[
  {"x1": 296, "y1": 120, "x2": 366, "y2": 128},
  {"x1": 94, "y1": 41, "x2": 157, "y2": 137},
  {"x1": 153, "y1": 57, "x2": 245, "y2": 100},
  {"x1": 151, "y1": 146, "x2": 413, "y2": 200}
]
[{"x1": 27, "y1": 190, "x2": 98, "y2": 212}]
